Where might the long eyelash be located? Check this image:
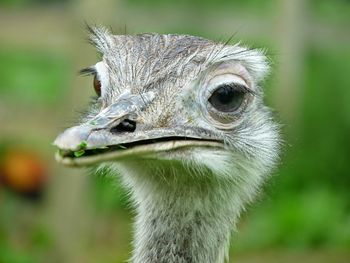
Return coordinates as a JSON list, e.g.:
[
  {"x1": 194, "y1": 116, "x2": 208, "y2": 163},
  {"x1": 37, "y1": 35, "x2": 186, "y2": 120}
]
[
  {"x1": 226, "y1": 83, "x2": 257, "y2": 96},
  {"x1": 79, "y1": 66, "x2": 96, "y2": 76}
]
